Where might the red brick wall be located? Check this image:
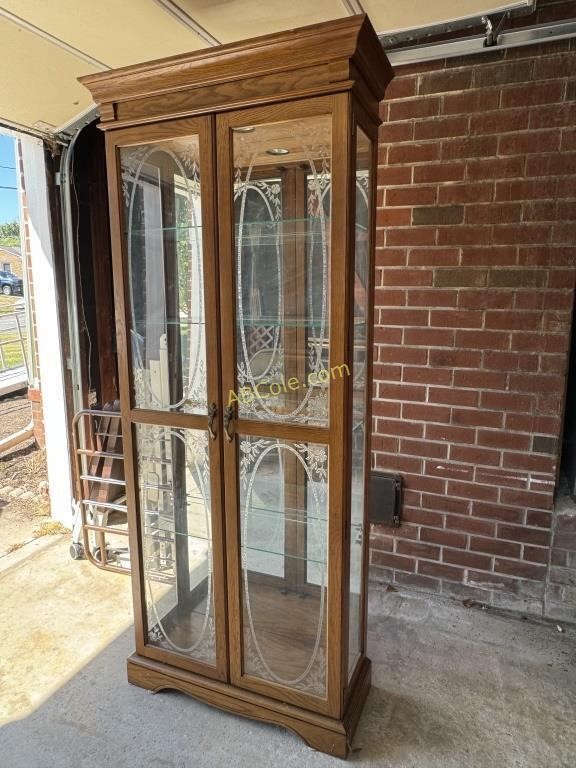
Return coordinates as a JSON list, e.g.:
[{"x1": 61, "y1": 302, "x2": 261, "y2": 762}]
[
  {"x1": 28, "y1": 386, "x2": 45, "y2": 447},
  {"x1": 370, "y1": 38, "x2": 576, "y2": 617}
]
